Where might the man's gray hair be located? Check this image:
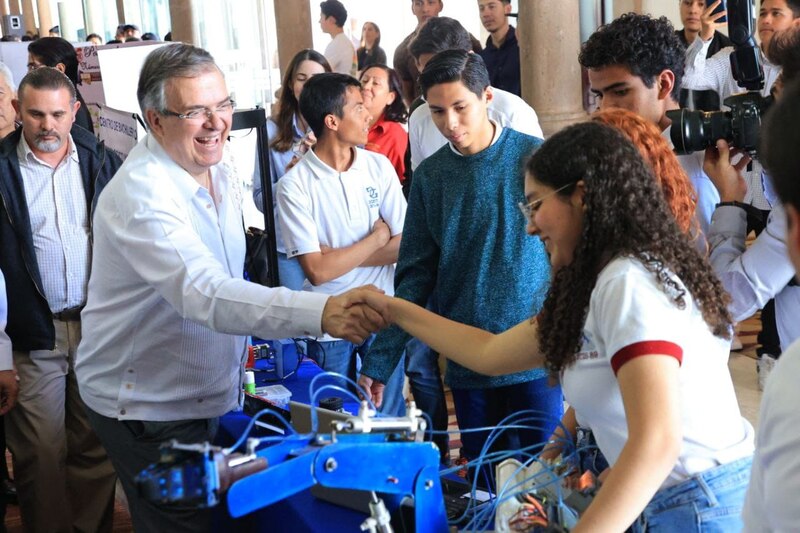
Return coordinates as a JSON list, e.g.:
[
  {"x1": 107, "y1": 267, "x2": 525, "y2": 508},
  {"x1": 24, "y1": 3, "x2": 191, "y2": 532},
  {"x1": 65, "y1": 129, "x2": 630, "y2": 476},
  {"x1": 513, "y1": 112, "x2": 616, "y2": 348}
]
[
  {"x1": 0, "y1": 62, "x2": 15, "y2": 91},
  {"x1": 18, "y1": 67, "x2": 76, "y2": 103},
  {"x1": 137, "y1": 43, "x2": 220, "y2": 127}
]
